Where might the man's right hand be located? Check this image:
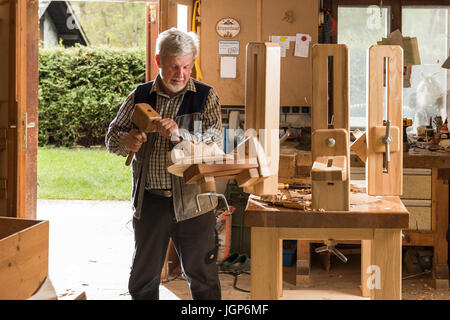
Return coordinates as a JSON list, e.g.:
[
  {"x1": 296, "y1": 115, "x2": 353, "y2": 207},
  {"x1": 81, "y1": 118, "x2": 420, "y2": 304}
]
[{"x1": 122, "y1": 129, "x2": 147, "y2": 152}]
